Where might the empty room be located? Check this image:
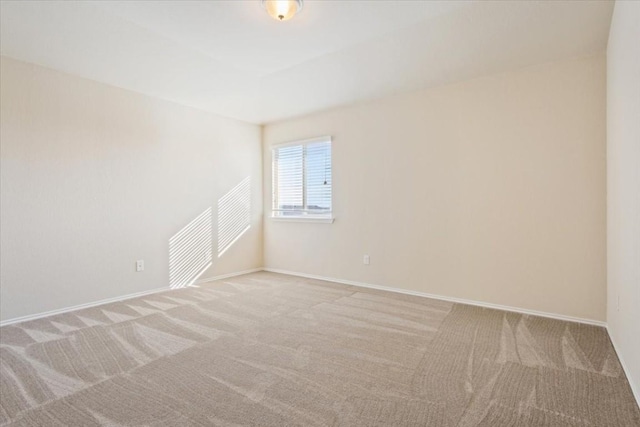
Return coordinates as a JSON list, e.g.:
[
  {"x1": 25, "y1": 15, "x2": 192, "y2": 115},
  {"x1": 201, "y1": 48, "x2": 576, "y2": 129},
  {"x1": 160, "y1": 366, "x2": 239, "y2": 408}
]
[{"x1": 0, "y1": 0, "x2": 638, "y2": 425}]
